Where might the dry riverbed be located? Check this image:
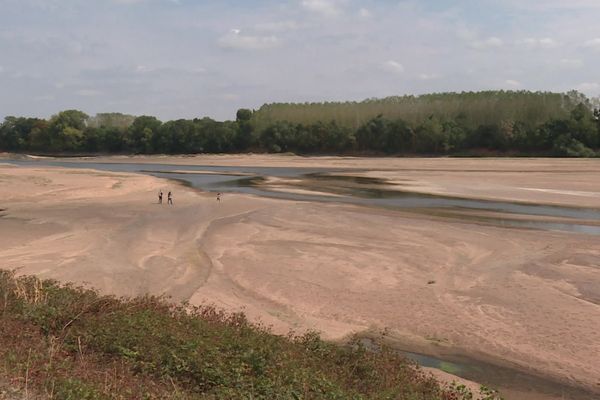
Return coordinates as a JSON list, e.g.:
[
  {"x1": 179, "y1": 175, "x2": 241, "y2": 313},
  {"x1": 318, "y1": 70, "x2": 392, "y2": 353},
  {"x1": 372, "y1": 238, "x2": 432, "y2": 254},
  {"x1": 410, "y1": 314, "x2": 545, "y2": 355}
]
[{"x1": 1, "y1": 155, "x2": 599, "y2": 399}]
